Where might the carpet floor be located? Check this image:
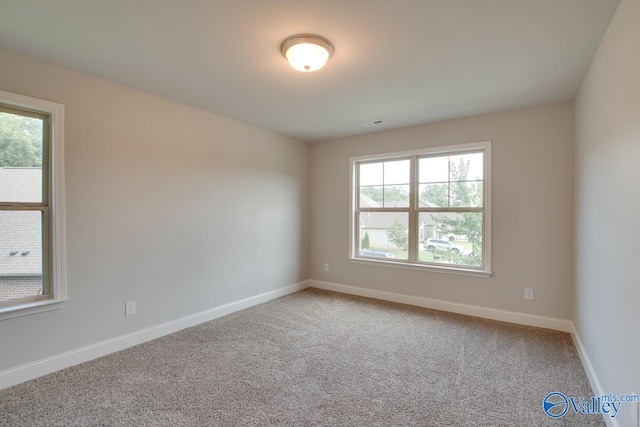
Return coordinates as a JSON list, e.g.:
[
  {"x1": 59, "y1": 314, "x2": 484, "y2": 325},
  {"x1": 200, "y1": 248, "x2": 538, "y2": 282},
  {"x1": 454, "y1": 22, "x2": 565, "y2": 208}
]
[{"x1": 0, "y1": 288, "x2": 603, "y2": 426}]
